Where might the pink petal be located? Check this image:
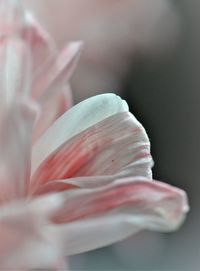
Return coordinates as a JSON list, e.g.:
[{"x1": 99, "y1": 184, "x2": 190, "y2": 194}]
[
  {"x1": 47, "y1": 178, "x2": 188, "y2": 255},
  {"x1": 31, "y1": 111, "x2": 152, "y2": 193},
  {"x1": 0, "y1": 0, "x2": 24, "y2": 37},
  {"x1": 22, "y1": 12, "x2": 56, "y2": 78},
  {"x1": 0, "y1": 38, "x2": 32, "y2": 104},
  {"x1": 0, "y1": 100, "x2": 38, "y2": 202},
  {"x1": 32, "y1": 94, "x2": 129, "y2": 175},
  {"x1": 32, "y1": 41, "x2": 83, "y2": 101},
  {"x1": 53, "y1": 178, "x2": 188, "y2": 226},
  {"x1": 0, "y1": 194, "x2": 64, "y2": 269},
  {"x1": 33, "y1": 84, "x2": 73, "y2": 143},
  {"x1": 48, "y1": 213, "x2": 139, "y2": 257},
  {"x1": 0, "y1": 0, "x2": 56, "y2": 74}
]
